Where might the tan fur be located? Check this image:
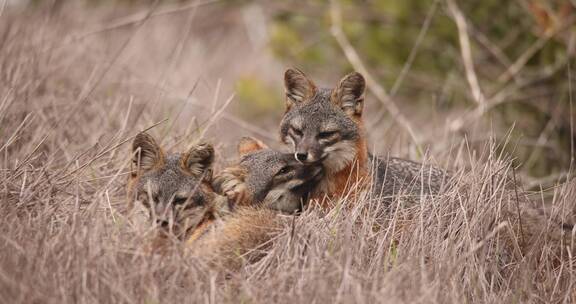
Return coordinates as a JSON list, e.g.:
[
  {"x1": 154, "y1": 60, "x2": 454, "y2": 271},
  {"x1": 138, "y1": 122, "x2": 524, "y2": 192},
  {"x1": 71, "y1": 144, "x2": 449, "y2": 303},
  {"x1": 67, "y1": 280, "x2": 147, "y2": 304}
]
[
  {"x1": 138, "y1": 174, "x2": 285, "y2": 268},
  {"x1": 238, "y1": 137, "x2": 268, "y2": 156},
  {"x1": 213, "y1": 165, "x2": 252, "y2": 205},
  {"x1": 191, "y1": 208, "x2": 287, "y2": 270}
]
